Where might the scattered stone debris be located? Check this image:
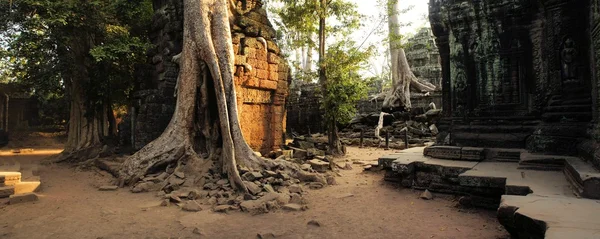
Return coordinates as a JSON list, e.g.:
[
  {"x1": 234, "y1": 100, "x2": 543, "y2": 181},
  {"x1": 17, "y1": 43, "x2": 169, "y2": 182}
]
[
  {"x1": 257, "y1": 232, "x2": 277, "y2": 239},
  {"x1": 99, "y1": 185, "x2": 118, "y2": 191},
  {"x1": 420, "y1": 190, "x2": 434, "y2": 200},
  {"x1": 116, "y1": 133, "x2": 344, "y2": 214},
  {"x1": 282, "y1": 203, "x2": 303, "y2": 211},
  {"x1": 192, "y1": 227, "x2": 203, "y2": 235},
  {"x1": 336, "y1": 193, "x2": 354, "y2": 199},
  {"x1": 307, "y1": 220, "x2": 321, "y2": 228},
  {"x1": 213, "y1": 205, "x2": 231, "y2": 213},
  {"x1": 337, "y1": 109, "x2": 442, "y2": 149},
  {"x1": 182, "y1": 200, "x2": 202, "y2": 212}
]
